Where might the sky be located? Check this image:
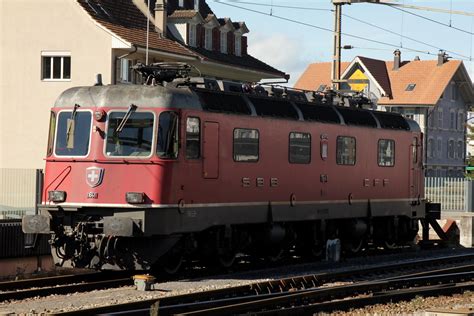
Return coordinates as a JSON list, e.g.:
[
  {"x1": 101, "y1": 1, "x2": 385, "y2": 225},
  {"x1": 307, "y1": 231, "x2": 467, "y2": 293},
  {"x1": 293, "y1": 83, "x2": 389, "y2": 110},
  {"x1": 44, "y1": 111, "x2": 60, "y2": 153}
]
[{"x1": 208, "y1": 0, "x2": 474, "y2": 85}]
